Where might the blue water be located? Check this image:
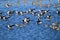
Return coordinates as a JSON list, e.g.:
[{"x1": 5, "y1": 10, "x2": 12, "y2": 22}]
[{"x1": 0, "y1": 0, "x2": 60, "y2": 40}]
